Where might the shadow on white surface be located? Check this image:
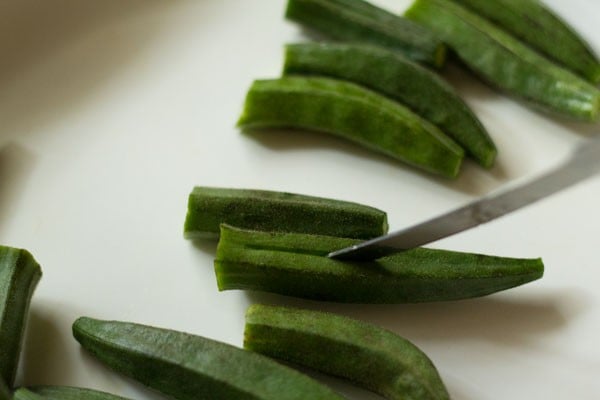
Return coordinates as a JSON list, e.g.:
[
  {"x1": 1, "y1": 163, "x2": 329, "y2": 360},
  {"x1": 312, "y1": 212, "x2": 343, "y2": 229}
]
[
  {"x1": 242, "y1": 128, "x2": 507, "y2": 196},
  {"x1": 0, "y1": 143, "x2": 37, "y2": 237},
  {"x1": 19, "y1": 308, "x2": 71, "y2": 385},
  {"x1": 0, "y1": 0, "x2": 182, "y2": 141}
]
